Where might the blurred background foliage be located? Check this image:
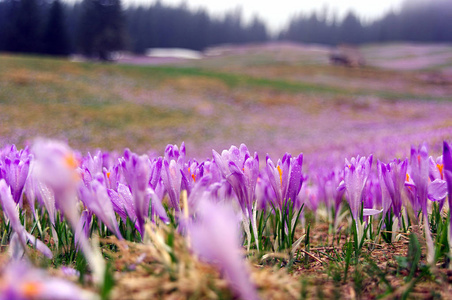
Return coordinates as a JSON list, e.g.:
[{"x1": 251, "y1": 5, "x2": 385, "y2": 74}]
[{"x1": 0, "y1": 0, "x2": 451, "y2": 59}]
